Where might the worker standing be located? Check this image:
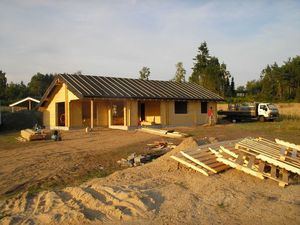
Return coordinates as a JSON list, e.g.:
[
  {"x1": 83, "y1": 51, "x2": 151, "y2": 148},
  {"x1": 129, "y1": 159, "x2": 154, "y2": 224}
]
[{"x1": 207, "y1": 106, "x2": 214, "y2": 126}]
